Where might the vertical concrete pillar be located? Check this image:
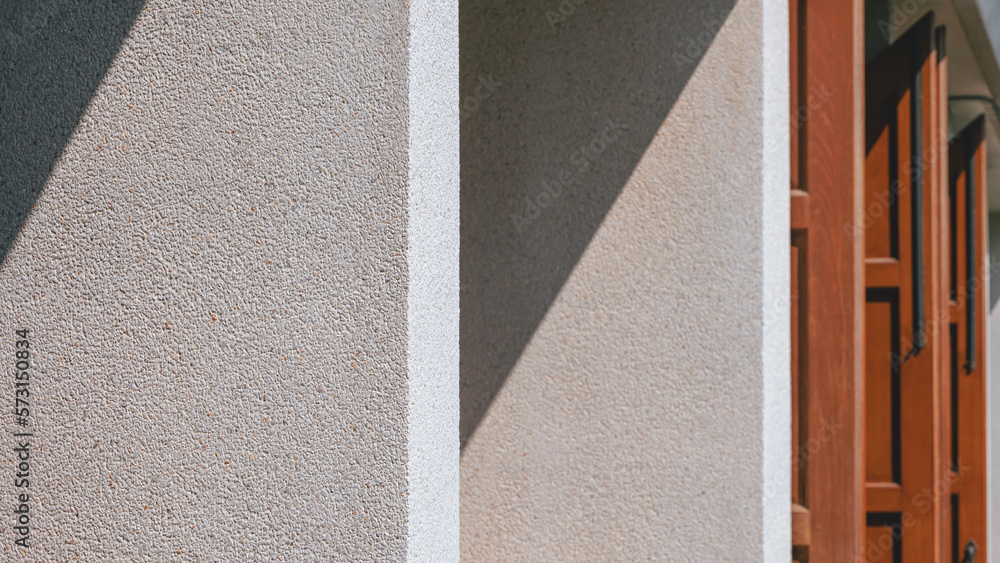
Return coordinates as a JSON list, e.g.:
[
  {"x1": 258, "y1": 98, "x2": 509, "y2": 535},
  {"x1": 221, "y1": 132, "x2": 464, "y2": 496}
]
[{"x1": 0, "y1": 0, "x2": 457, "y2": 560}]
